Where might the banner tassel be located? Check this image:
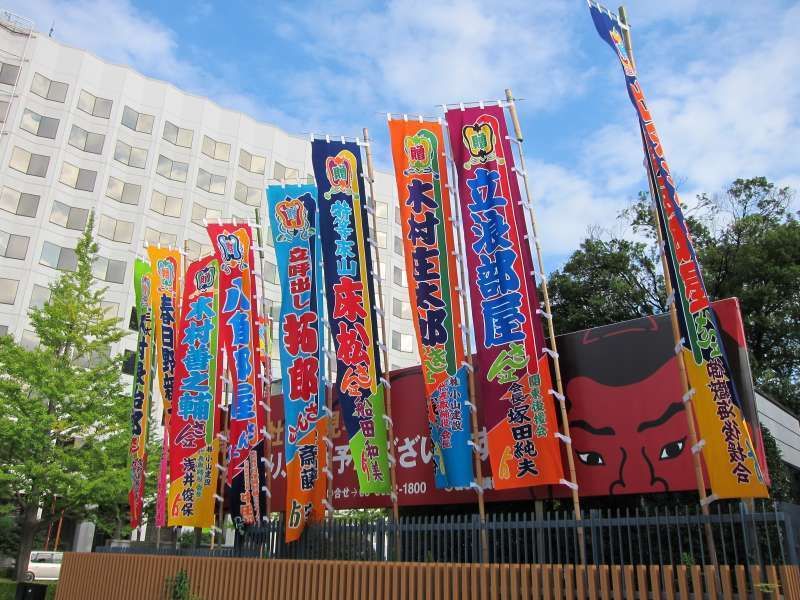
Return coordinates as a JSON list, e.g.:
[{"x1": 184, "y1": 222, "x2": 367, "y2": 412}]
[
  {"x1": 536, "y1": 308, "x2": 553, "y2": 320},
  {"x1": 554, "y1": 432, "x2": 572, "y2": 445},
  {"x1": 548, "y1": 389, "x2": 565, "y2": 403},
  {"x1": 379, "y1": 377, "x2": 392, "y2": 389},
  {"x1": 542, "y1": 347, "x2": 559, "y2": 359}
]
